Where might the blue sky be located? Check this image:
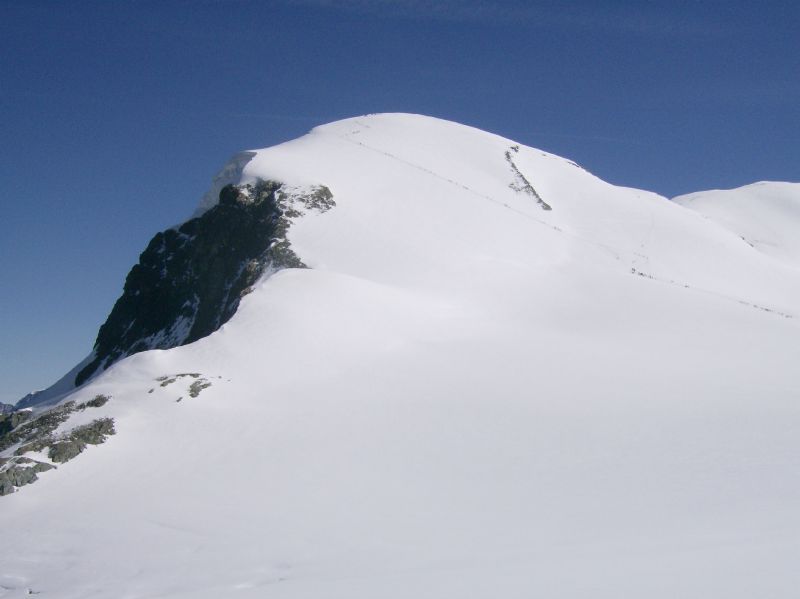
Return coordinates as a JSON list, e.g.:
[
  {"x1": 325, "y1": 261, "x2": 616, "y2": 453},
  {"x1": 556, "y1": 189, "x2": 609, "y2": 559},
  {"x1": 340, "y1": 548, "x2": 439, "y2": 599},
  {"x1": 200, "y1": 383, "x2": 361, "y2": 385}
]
[{"x1": 1, "y1": 0, "x2": 798, "y2": 403}]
